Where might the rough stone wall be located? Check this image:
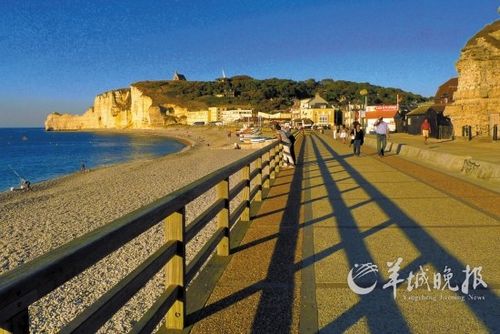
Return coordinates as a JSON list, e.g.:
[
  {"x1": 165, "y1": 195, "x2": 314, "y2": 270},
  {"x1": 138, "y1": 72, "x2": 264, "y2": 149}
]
[{"x1": 445, "y1": 20, "x2": 500, "y2": 137}]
